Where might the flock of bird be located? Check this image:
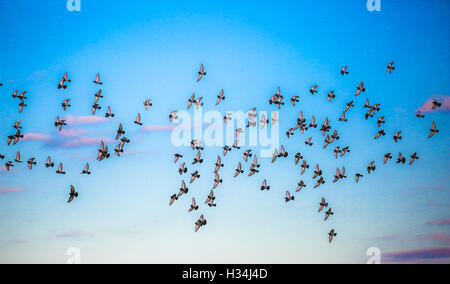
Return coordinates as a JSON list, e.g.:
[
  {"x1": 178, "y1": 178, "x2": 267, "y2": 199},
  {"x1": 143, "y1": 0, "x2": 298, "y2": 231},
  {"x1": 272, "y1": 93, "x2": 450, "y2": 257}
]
[{"x1": 0, "y1": 61, "x2": 443, "y2": 243}]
